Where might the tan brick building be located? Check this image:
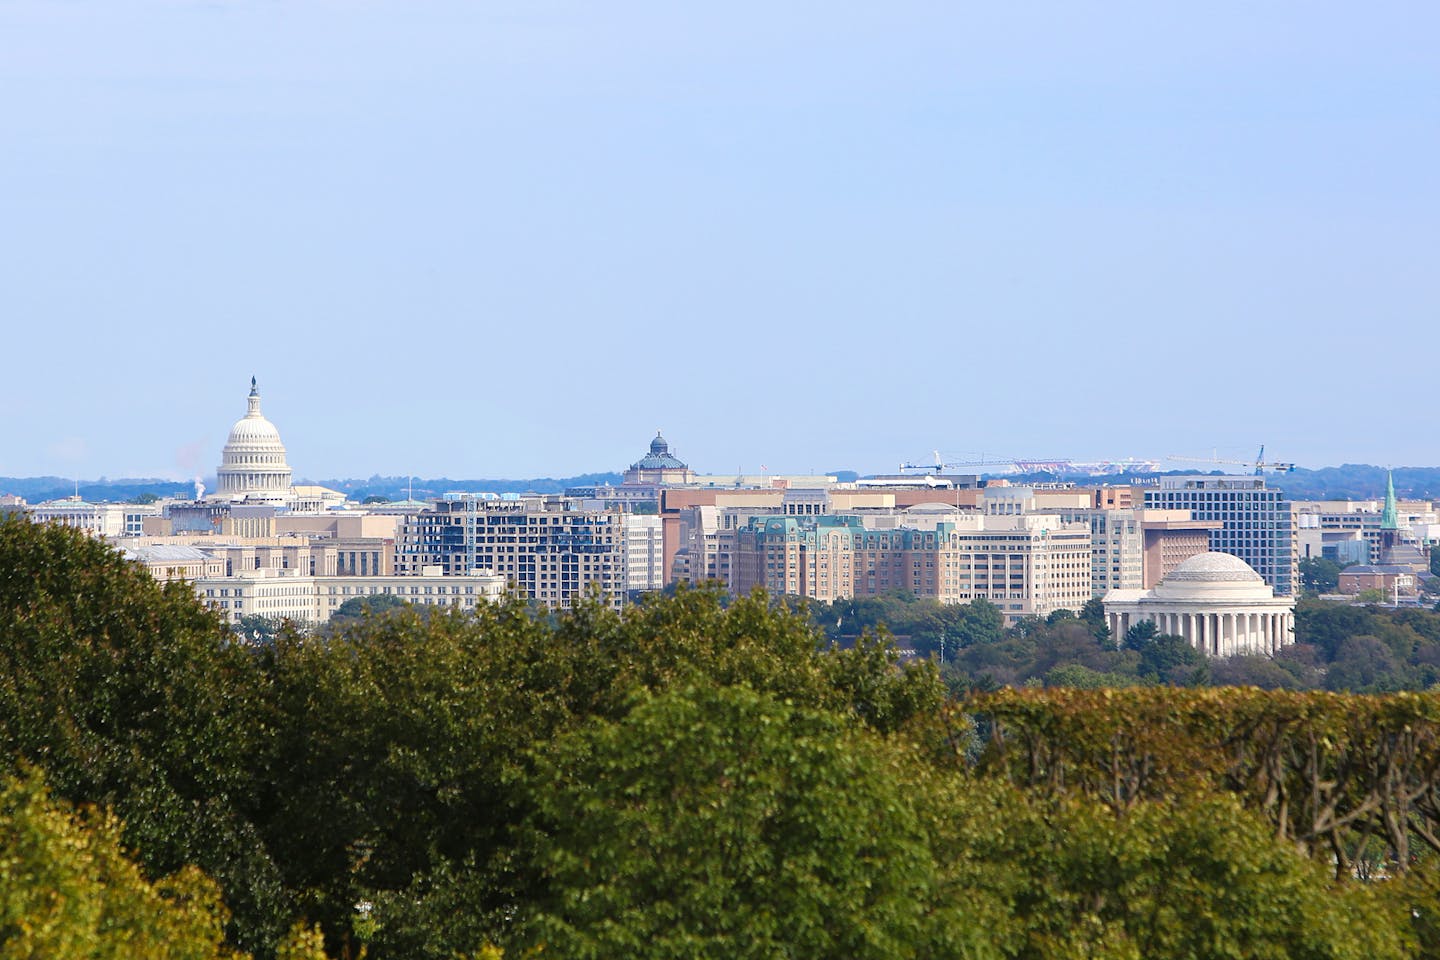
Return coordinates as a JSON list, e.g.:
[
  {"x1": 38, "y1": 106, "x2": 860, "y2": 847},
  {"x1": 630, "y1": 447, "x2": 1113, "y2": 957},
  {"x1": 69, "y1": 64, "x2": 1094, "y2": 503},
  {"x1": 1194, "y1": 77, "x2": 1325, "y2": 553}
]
[{"x1": 733, "y1": 510, "x2": 1091, "y2": 622}]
